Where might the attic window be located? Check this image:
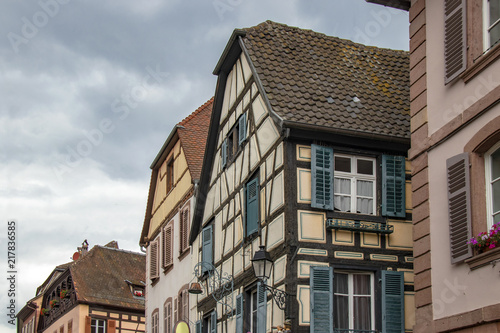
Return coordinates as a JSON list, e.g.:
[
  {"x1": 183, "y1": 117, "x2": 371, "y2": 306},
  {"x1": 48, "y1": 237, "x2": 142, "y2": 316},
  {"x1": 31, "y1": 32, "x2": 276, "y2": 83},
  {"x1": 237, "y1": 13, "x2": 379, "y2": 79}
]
[
  {"x1": 125, "y1": 280, "x2": 145, "y2": 298},
  {"x1": 133, "y1": 288, "x2": 144, "y2": 298}
]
